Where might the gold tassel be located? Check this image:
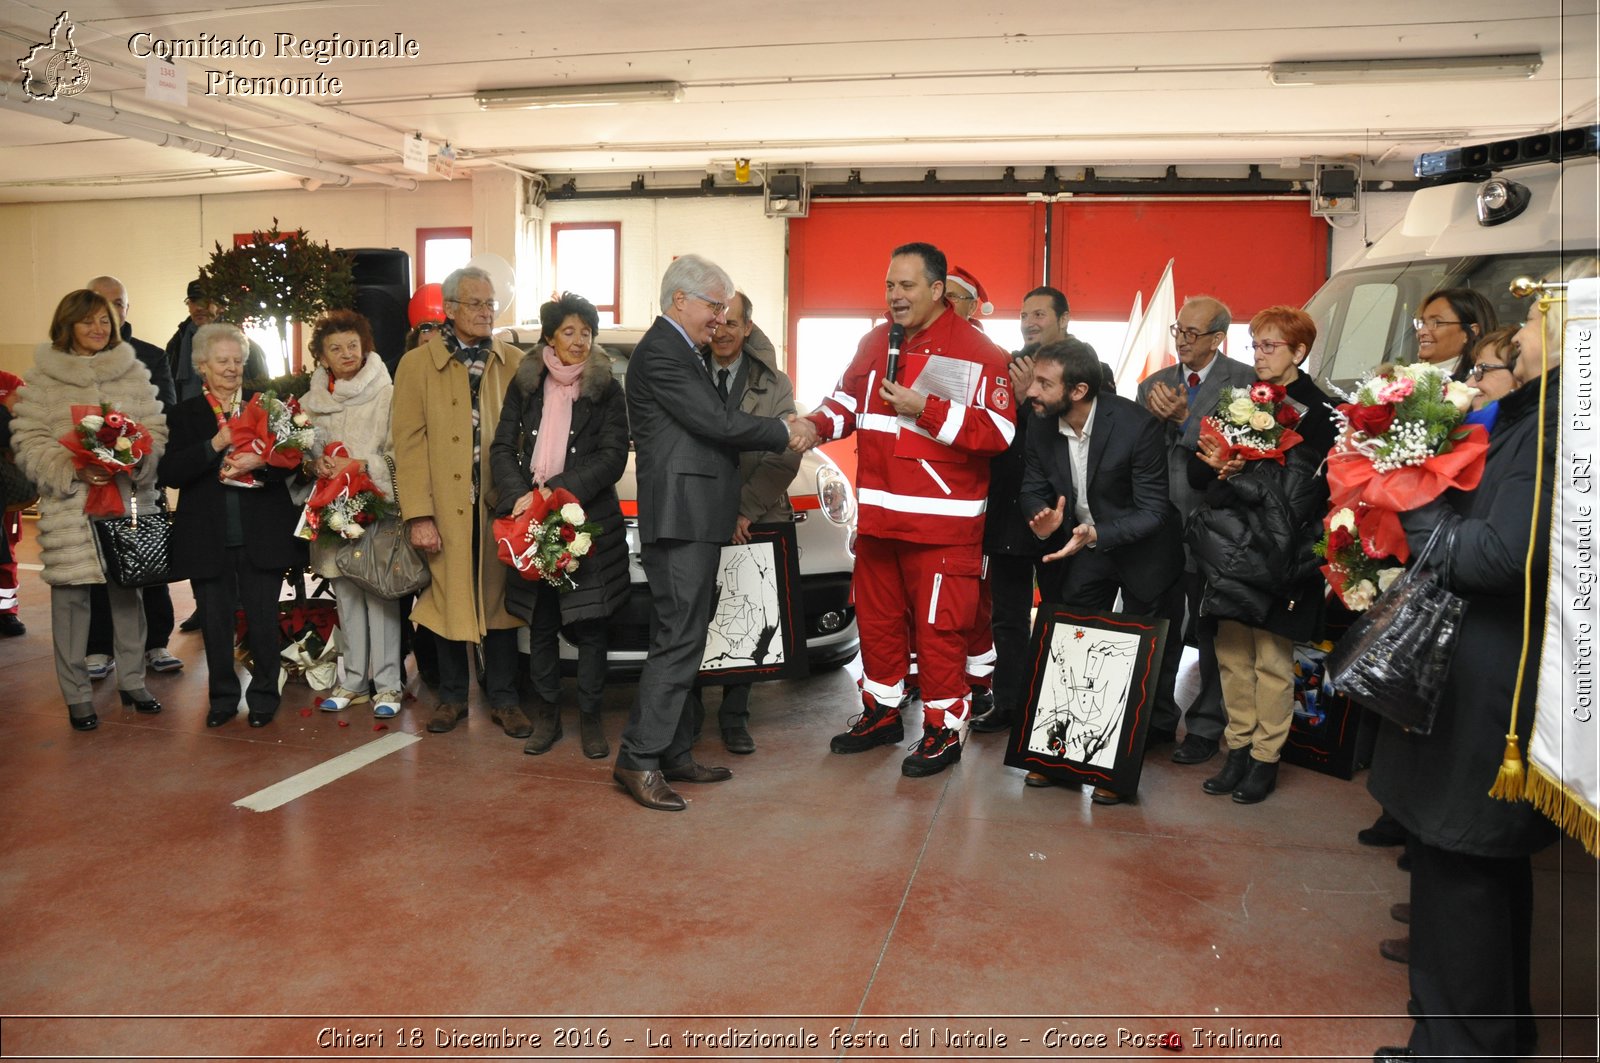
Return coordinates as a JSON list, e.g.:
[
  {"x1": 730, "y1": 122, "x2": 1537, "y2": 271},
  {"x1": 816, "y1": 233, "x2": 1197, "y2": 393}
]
[
  {"x1": 1524, "y1": 766, "x2": 1600, "y2": 858},
  {"x1": 1488, "y1": 733, "x2": 1526, "y2": 801}
]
